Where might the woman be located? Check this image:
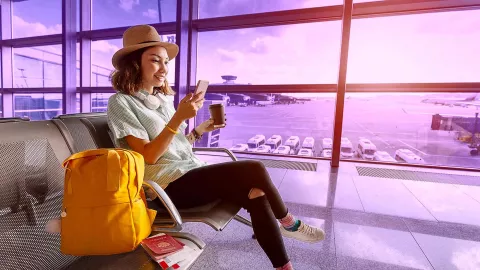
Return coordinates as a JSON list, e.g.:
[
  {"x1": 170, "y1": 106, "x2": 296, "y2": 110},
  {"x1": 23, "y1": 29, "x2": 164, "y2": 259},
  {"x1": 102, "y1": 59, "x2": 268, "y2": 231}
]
[{"x1": 107, "y1": 25, "x2": 324, "y2": 270}]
